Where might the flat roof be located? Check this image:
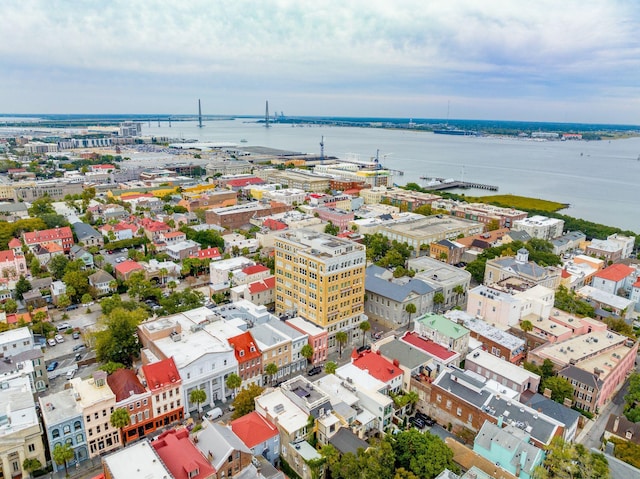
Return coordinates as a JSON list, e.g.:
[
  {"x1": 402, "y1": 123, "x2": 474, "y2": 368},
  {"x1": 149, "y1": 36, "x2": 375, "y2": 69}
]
[
  {"x1": 466, "y1": 350, "x2": 539, "y2": 385},
  {"x1": 39, "y1": 389, "x2": 81, "y2": 426},
  {"x1": 535, "y1": 329, "x2": 627, "y2": 366},
  {"x1": 447, "y1": 311, "x2": 524, "y2": 351},
  {"x1": 103, "y1": 440, "x2": 170, "y2": 479},
  {"x1": 256, "y1": 389, "x2": 308, "y2": 434}
]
